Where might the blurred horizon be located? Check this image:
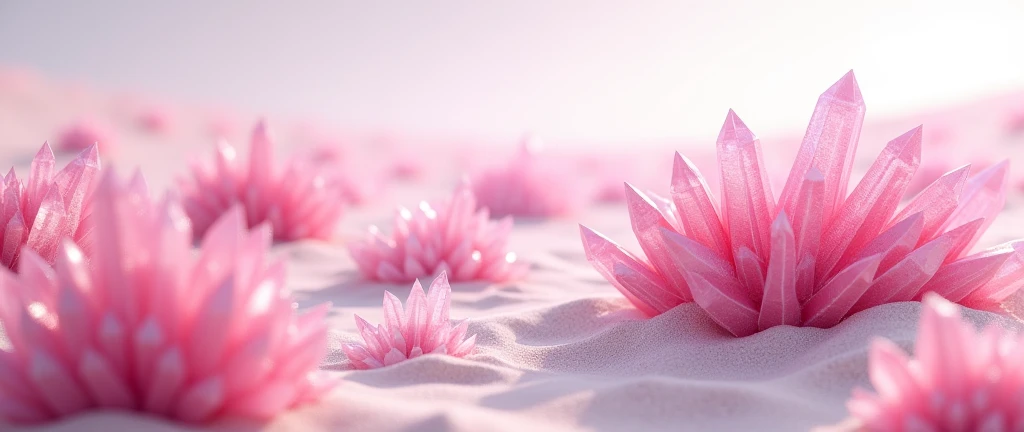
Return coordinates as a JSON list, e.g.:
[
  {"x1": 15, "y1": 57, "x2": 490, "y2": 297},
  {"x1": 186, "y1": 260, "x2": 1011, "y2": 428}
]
[{"x1": 1, "y1": 0, "x2": 1022, "y2": 147}]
